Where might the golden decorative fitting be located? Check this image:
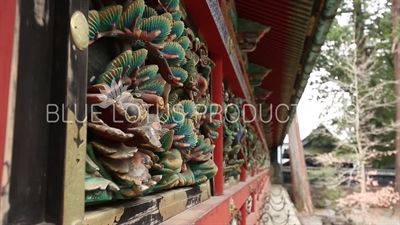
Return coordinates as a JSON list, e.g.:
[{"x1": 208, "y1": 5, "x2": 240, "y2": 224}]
[
  {"x1": 249, "y1": 184, "x2": 255, "y2": 193},
  {"x1": 228, "y1": 38, "x2": 235, "y2": 54},
  {"x1": 229, "y1": 198, "x2": 237, "y2": 218},
  {"x1": 70, "y1": 11, "x2": 89, "y2": 51}
]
